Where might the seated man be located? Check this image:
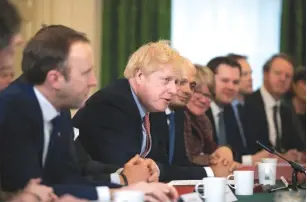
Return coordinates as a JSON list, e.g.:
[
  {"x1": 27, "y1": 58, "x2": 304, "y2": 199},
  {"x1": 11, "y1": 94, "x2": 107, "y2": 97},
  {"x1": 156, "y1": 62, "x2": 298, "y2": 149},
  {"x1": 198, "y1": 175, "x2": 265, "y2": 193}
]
[
  {"x1": 150, "y1": 63, "x2": 237, "y2": 170},
  {"x1": 0, "y1": 25, "x2": 178, "y2": 202},
  {"x1": 74, "y1": 43, "x2": 235, "y2": 181},
  {"x1": 243, "y1": 54, "x2": 305, "y2": 164}
]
